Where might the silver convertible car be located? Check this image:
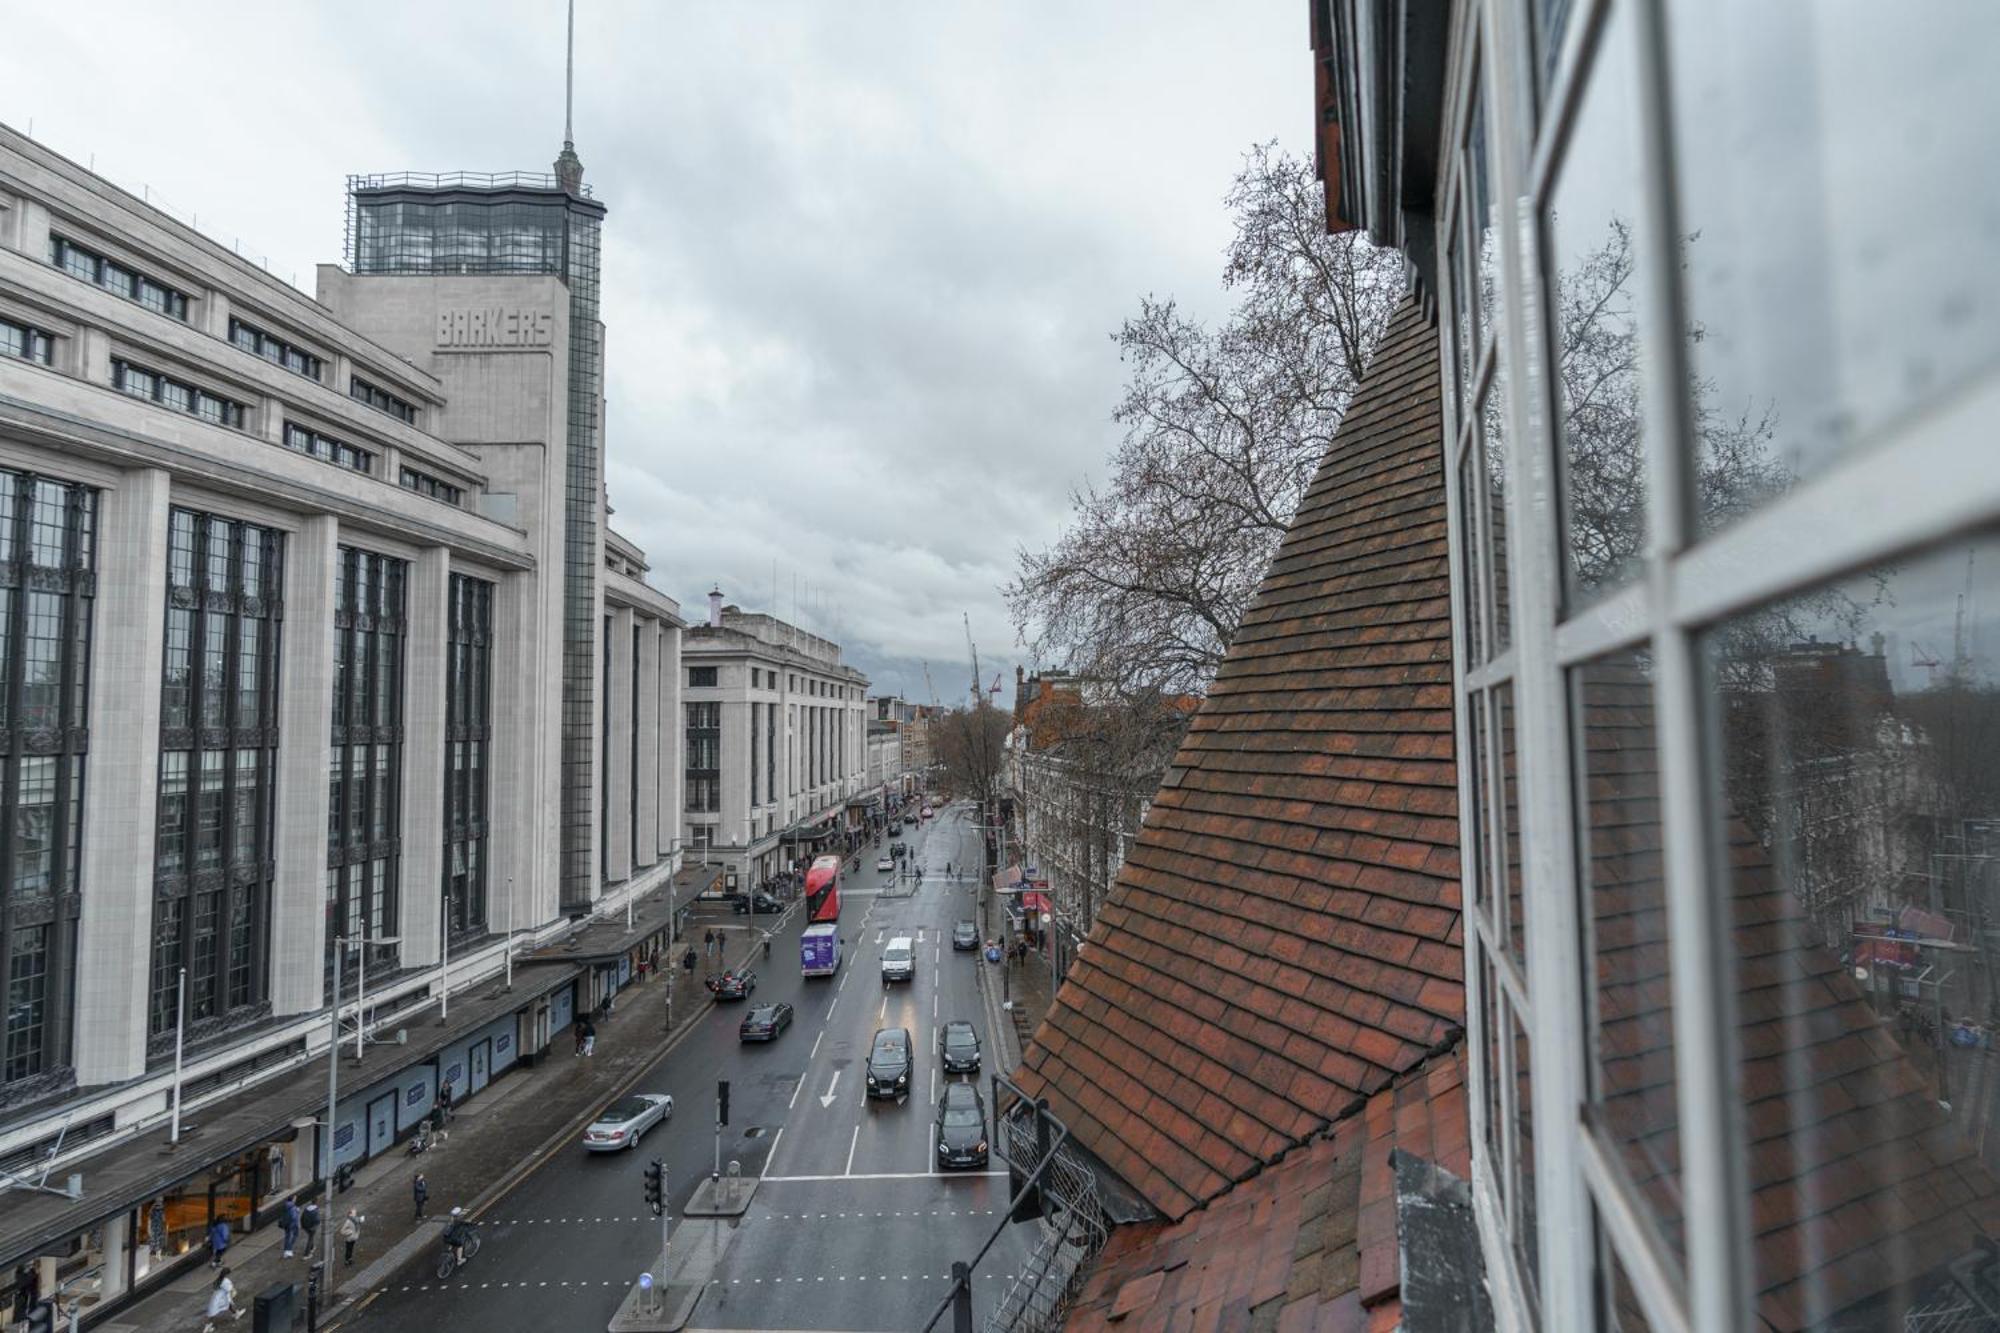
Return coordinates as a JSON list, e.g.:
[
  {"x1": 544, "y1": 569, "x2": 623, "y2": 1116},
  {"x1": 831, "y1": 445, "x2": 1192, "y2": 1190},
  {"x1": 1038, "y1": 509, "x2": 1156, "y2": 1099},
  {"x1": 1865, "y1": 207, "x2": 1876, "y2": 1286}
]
[{"x1": 581, "y1": 1092, "x2": 674, "y2": 1152}]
